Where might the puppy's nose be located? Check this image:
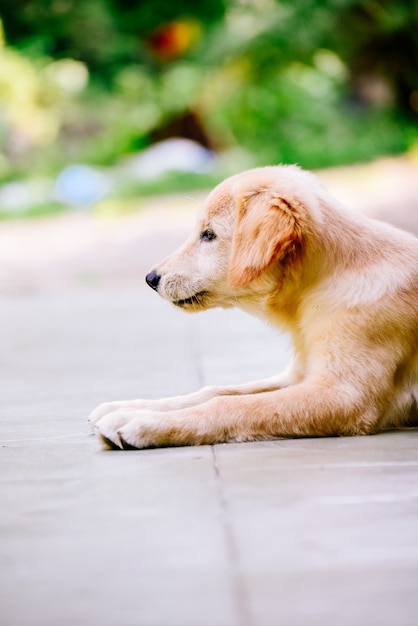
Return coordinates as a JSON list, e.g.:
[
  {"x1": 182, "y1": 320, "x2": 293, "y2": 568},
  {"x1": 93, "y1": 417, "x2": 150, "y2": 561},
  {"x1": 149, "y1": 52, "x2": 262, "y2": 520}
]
[{"x1": 146, "y1": 270, "x2": 161, "y2": 291}]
